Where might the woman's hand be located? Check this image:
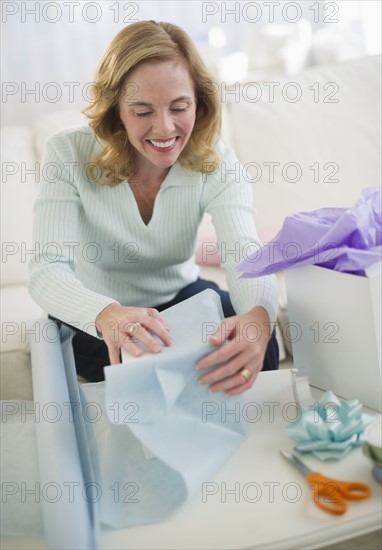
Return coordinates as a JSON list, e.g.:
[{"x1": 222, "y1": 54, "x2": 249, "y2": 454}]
[
  {"x1": 196, "y1": 306, "x2": 271, "y2": 396},
  {"x1": 95, "y1": 303, "x2": 173, "y2": 364}
]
